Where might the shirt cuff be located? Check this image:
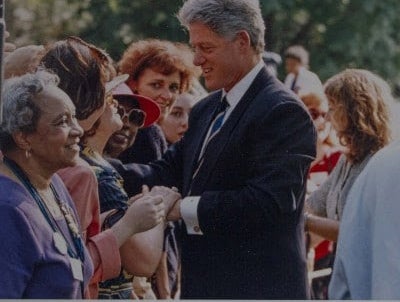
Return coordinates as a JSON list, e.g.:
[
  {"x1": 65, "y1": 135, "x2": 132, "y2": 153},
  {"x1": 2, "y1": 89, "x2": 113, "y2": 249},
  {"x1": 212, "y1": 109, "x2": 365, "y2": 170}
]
[
  {"x1": 89, "y1": 228, "x2": 121, "y2": 281},
  {"x1": 180, "y1": 196, "x2": 203, "y2": 235}
]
